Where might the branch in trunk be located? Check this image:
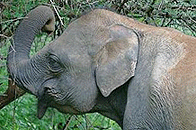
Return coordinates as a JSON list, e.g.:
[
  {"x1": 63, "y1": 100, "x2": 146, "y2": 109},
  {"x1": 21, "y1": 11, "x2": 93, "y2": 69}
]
[{"x1": 0, "y1": 77, "x2": 26, "y2": 109}]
